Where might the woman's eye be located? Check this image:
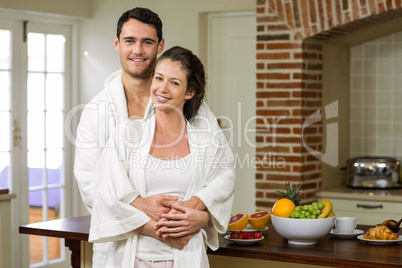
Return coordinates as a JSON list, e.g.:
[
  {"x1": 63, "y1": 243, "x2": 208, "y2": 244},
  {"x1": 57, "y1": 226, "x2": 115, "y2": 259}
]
[
  {"x1": 155, "y1": 76, "x2": 162, "y2": 81},
  {"x1": 172, "y1": 81, "x2": 179, "y2": 86}
]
